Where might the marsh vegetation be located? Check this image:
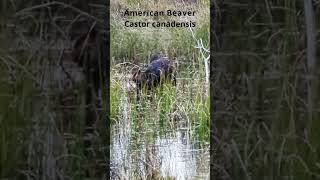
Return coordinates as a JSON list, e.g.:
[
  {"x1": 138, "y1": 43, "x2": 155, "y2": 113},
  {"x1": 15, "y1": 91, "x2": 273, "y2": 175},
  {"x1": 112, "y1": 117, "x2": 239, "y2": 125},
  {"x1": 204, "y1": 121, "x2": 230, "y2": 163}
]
[
  {"x1": 0, "y1": 0, "x2": 107, "y2": 179},
  {"x1": 110, "y1": 0, "x2": 210, "y2": 179},
  {"x1": 213, "y1": 1, "x2": 320, "y2": 179}
]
